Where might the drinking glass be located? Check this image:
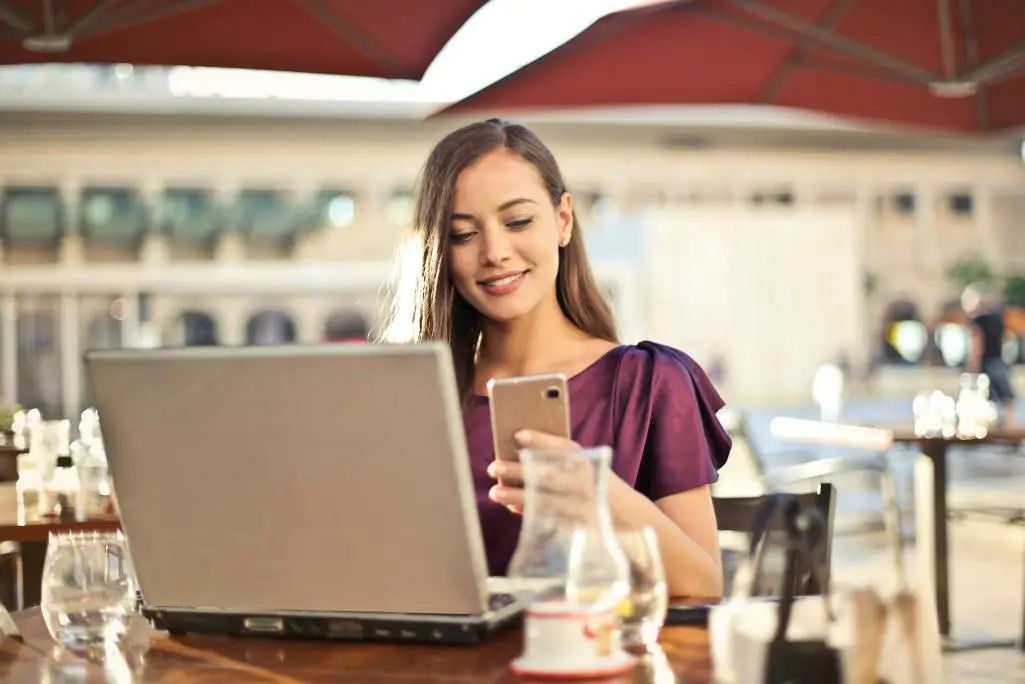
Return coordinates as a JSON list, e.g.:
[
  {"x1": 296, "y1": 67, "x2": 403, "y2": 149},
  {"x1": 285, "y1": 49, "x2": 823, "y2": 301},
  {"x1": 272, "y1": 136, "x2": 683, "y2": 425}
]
[
  {"x1": 615, "y1": 526, "x2": 668, "y2": 648},
  {"x1": 40, "y1": 531, "x2": 137, "y2": 652}
]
